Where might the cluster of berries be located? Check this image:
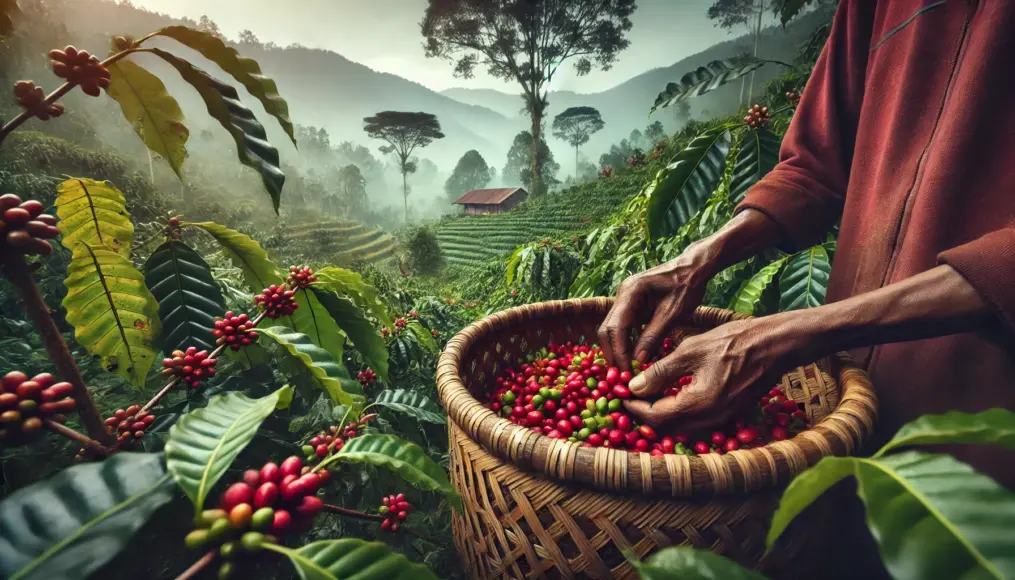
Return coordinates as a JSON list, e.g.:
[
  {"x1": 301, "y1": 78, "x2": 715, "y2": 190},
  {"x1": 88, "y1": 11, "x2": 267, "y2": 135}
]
[
  {"x1": 744, "y1": 104, "x2": 770, "y2": 128},
  {"x1": 213, "y1": 312, "x2": 258, "y2": 351},
  {"x1": 13, "y1": 81, "x2": 64, "y2": 120},
  {"x1": 599, "y1": 167, "x2": 614, "y2": 178},
  {"x1": 161, "y1": 346, "x2": 217, "y2": 388},
  {"x1": 285, "y1": 265, "x2": 316, "y2": 290},
  {"x1": 786, "y1": 90, "x2": 800, "y2": 105},
  {"x1": 48, "y1": 46, "x2": 110, "y2": 97},
  {"x1": 255, "y1": 284, "x2": 298, "y2": 319},
  {"x1": 357, "y1": 367, "x2": 376, "y2": 387},
  {"x1": 103, "y1": 404, "x2": 155, "y2": 446},
  {"x1": 0, "y1": 371, "x2": 75, "y2": 446},
  {"x1": 0, "y1": 194, "x2": 60, "y2": 256},
  {"x1": 394, "y1": 317, "x2": 408, "y2": 329},
  {"x1": 164, "y1": 216, "x2": 182, "y2": 240},
  {"x1": 300, "y1": 414, "x2": 374, "y2": 462},
  {"x1": 485, "y1": 340, "x2": 810, "y2": 455},
  {"x1": 378, "y1": 493, "x2": 412, "y2": 533},
  {"x1": 430, "y1": 328, "x2": 440, "y2": 339}
]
